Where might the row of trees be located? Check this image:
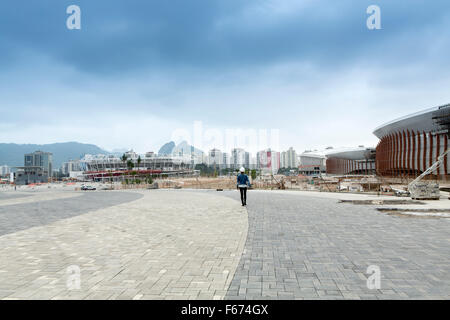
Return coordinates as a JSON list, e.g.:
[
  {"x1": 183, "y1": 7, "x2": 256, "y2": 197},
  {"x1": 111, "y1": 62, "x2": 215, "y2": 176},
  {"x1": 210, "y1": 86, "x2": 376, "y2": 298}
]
[
  {"x1": 120, "y1": 154, "x2": 261, "y2": 181},
  {"x1": 121, "y1": 153, "x2": 143, "y2": 171},
  {"x1": 122, "y1": 174, "x2": 154, "y2": 185},
  {"x1": 118, "y1": 153, "x2": 151, "y2": 185},
  {"x1": 277, "y1": 167, "x2": 299, "y2": 175}
]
